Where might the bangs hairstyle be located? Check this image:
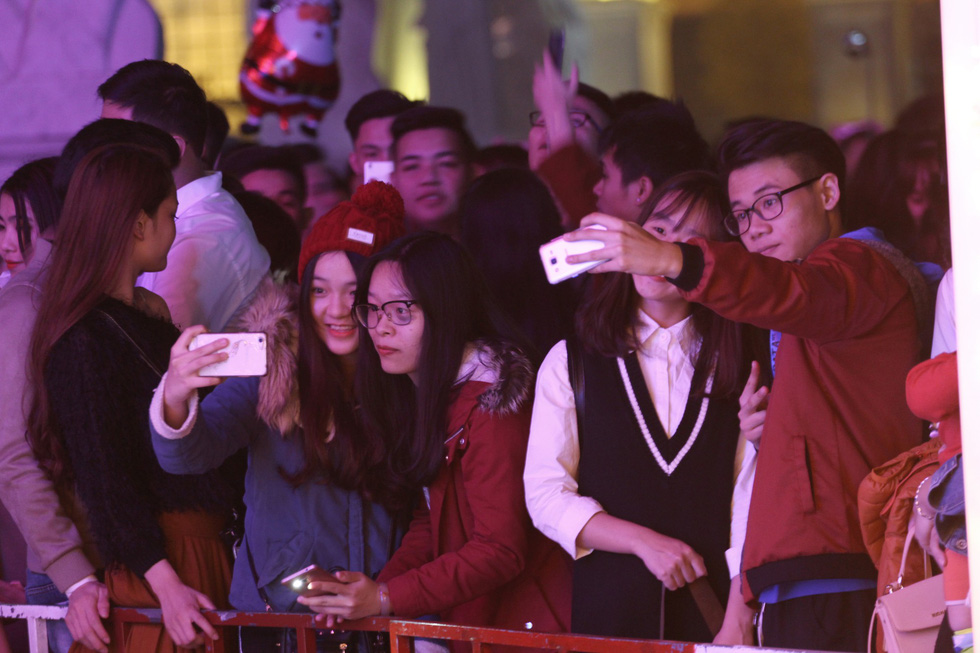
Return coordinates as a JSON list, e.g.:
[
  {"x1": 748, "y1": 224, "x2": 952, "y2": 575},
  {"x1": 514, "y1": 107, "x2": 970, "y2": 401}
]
[
  {"x1": 28, "y1": 144, "x2": 175, "y2": 488},
  {"x1": 1, "y1": 157, "x2": 59, "y2": 256},
  {"x1": 286, "y1": 251, "x2": 382, "y2": 491},
  {"x1": 354, "y1": 232, "x2": 525, "y2": 508},
  {"x1": 576, "y1": 170, "x2": 751, "y2": 400}
]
